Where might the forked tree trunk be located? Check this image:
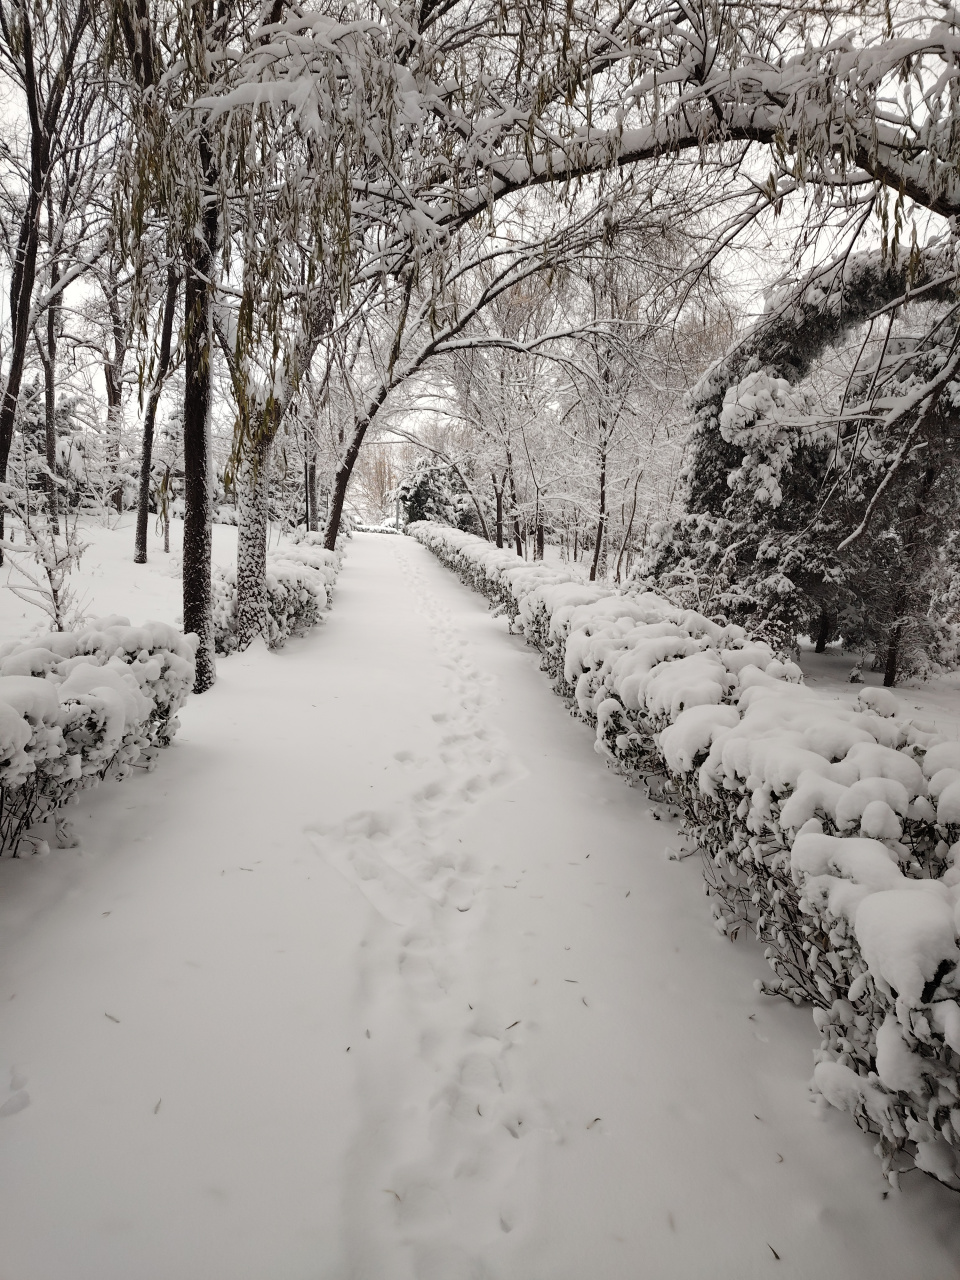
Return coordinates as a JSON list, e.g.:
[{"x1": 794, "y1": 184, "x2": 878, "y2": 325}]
[{"x1": 235, "y1": 431, "x2": 271, "y2": 651}]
